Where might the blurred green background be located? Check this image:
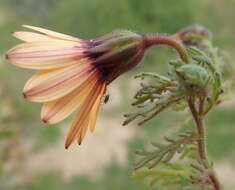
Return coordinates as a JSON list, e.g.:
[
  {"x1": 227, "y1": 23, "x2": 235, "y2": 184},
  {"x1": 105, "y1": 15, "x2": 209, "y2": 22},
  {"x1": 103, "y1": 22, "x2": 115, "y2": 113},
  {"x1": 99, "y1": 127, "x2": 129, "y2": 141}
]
[{"x1": 0, "y1": 0, "x2": 235, "y2": 190}]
